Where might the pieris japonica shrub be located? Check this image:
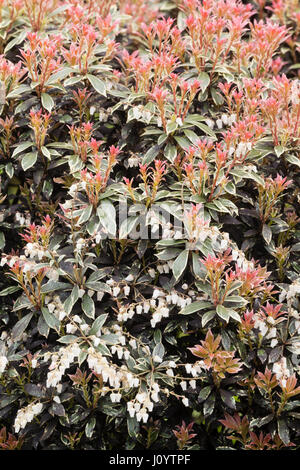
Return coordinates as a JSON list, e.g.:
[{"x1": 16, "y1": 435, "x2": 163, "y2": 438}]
[{"x1": 0, "y1": 0, "x2": 299, "y2": 451}]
